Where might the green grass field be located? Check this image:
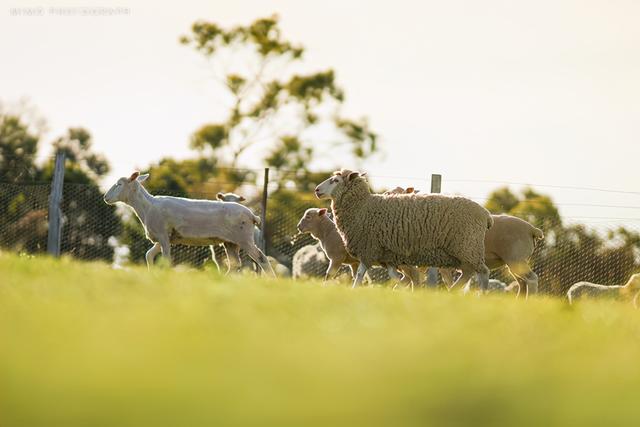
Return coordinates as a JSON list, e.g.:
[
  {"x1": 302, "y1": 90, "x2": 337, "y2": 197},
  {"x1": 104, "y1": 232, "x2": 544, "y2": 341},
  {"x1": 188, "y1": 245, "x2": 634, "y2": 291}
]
[{"x1": 1, "y1": 253, "x2": 639, "y2": 427}]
